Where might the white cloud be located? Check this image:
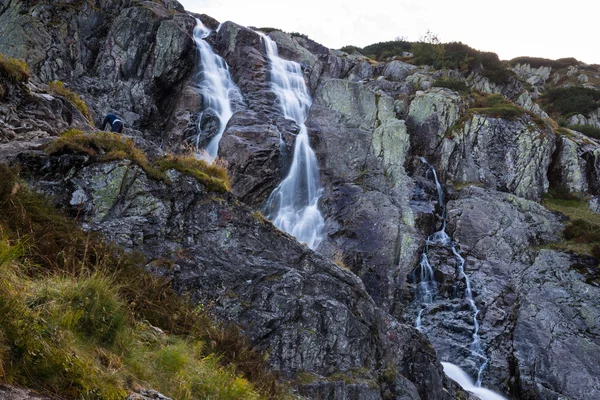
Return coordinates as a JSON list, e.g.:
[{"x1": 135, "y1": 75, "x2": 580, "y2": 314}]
[{"x1": 179, "y1": 0, "x2": 600, "y2": 64}]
